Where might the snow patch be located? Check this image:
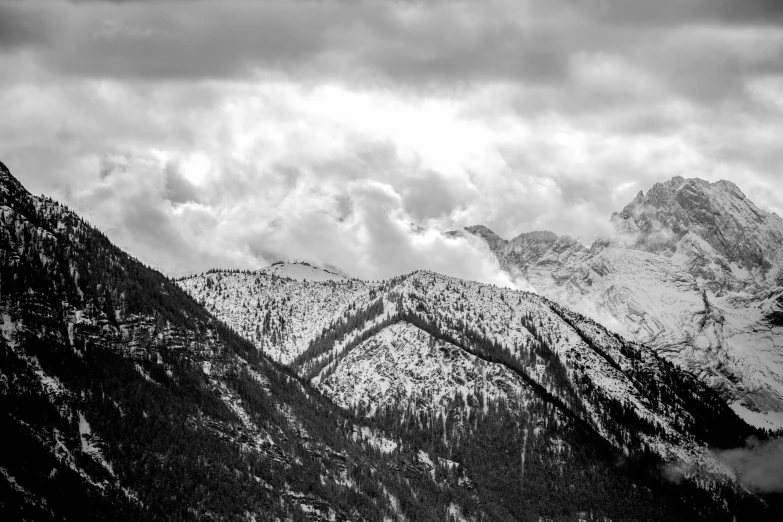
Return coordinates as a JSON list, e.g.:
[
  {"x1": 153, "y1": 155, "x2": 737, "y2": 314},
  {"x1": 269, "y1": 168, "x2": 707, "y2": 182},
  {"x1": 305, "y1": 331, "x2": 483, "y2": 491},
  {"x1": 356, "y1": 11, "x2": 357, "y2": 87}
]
[
  {"x1": 730, "y1": 401, "x2": 783, "y2": 431},
  {"x1": 78, "y1": 412, "x2": 115, "y2": 475},
  {"x1": 260, "y1": 262, "x2": 346, "y2": 282}
]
